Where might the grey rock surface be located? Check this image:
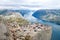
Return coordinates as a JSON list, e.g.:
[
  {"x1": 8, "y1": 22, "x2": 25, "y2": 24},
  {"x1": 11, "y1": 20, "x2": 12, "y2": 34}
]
[{"x1": 0, "y1": 23, "x2": 8, "y2": 40}]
